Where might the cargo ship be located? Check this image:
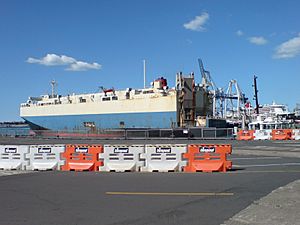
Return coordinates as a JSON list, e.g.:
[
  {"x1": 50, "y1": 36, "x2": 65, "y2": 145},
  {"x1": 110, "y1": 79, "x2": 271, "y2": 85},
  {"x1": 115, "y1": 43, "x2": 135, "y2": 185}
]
[{"x1": 20, "y1": 73, "x2": 213, "y2": 131}]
